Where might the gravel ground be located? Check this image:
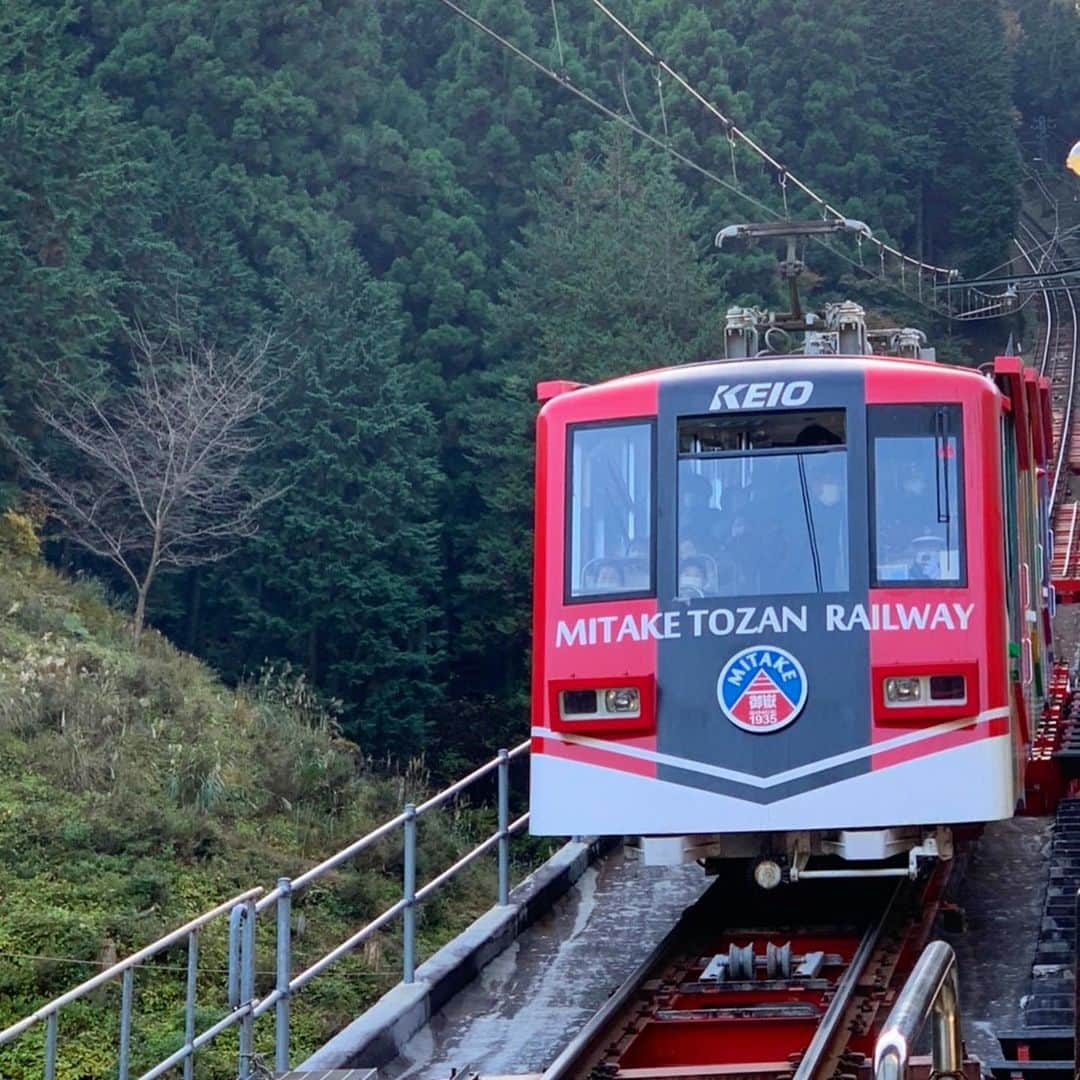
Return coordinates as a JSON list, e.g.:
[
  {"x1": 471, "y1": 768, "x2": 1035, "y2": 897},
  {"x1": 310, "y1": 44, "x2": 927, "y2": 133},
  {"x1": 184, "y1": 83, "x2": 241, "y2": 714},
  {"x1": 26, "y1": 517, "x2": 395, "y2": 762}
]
[{"x1": 942, "y1": 817, "x2": 1054, "y2": 1063}]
